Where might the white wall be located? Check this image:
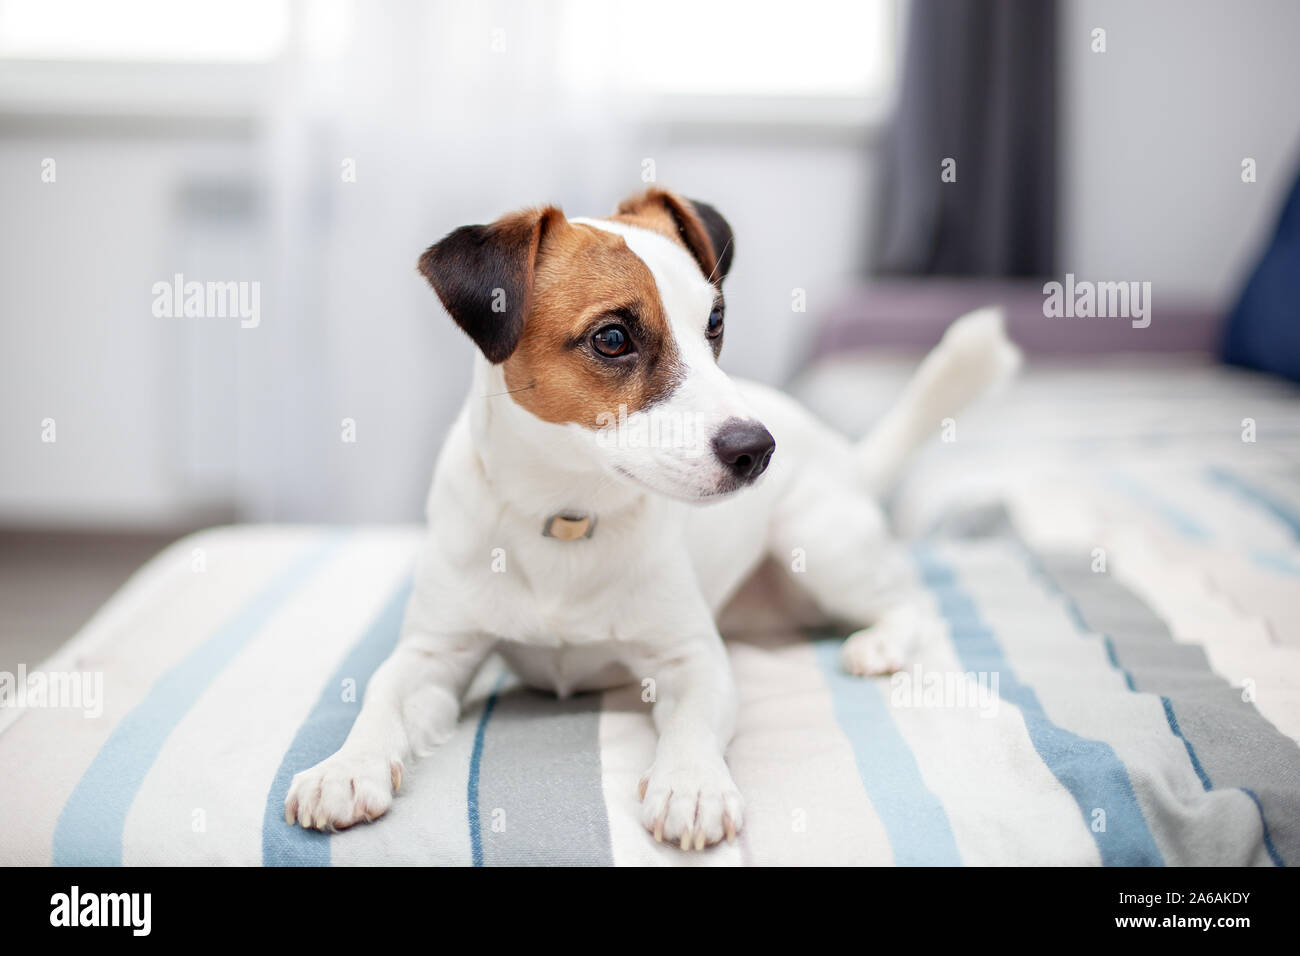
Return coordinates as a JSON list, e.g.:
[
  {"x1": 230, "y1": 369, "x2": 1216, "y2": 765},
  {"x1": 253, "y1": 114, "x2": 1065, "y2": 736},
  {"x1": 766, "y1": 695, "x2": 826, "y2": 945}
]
[
  {"x1": 1058, "y1": 0, "x2": 1300, "y2": 308},
  {"x1": 0, "y1": 128, "x2": 262, "y2": 527}
]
